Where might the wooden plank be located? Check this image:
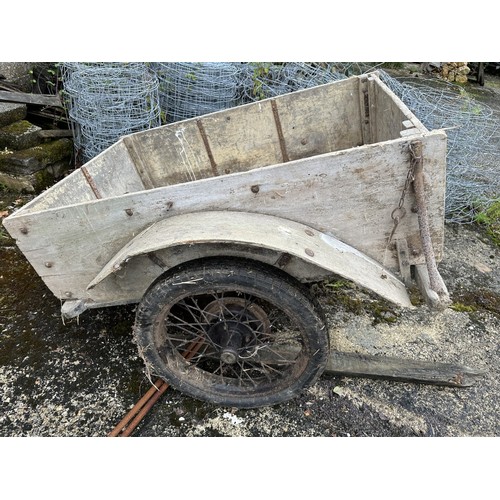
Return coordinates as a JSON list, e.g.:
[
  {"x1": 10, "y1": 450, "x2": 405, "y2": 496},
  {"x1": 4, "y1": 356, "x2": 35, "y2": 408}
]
[
  {"x1": 15, "y1": 168, "x2": 96, "y2": 214},
  {"x1": 325, "y1": 351, "x2": 485, "y2": 387},
  {"x1": 371, "y1": 74, "x2": 428, "y2": 143},
  {"x1": 4, "y1": 132, "x2": 446, "y2": 305},
  {"x1": 199, "y1": 99, "x2": 283, "y2": 175},
  {"x1": 0, "y1": 90, "x2": 62, "y2": 107},
  {"x1": 37, "y1": 129, "x2": 73, "y2": 139},
  {"x1": 396, "y1": 238, "x2": 412, "y2": 286},
  {"x1": 372, "y1": 73, "x2": 427, "y2": 133},
  {"x1": 400, "y1": 128, "x2": 420, "y2": 137},
  {"x1": 414, "y1": 263, "x2": 440, "y2": 308},
  {"x1": 82, "y1": 140, "x2": 146, "y2": 198},
  {"x1": 124, "y1": 121, "x2": 213, "y2": 187},
  {"x1": 274, "y1": 78, "x2": 362, "y2": 160}
]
